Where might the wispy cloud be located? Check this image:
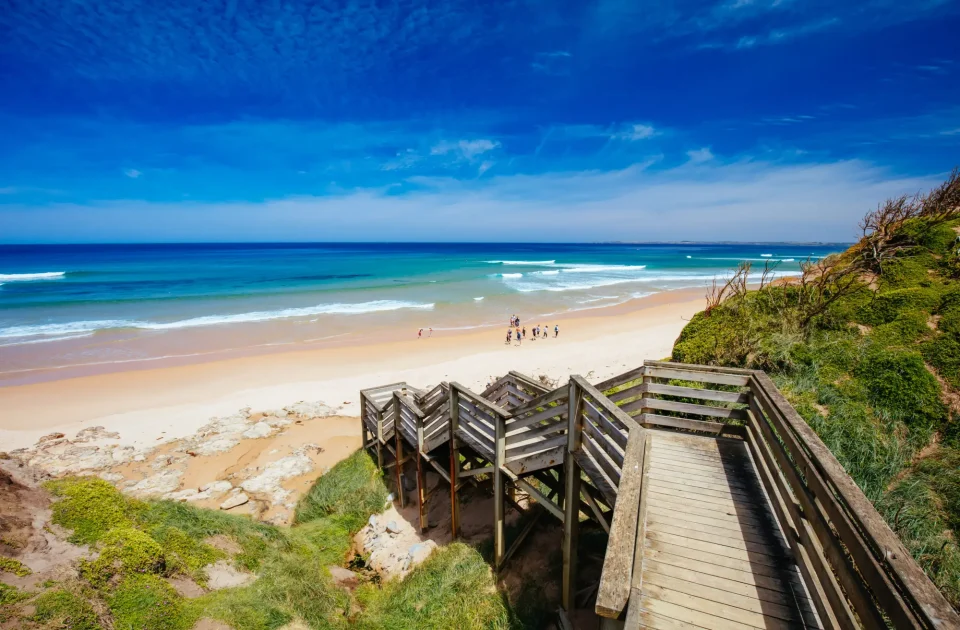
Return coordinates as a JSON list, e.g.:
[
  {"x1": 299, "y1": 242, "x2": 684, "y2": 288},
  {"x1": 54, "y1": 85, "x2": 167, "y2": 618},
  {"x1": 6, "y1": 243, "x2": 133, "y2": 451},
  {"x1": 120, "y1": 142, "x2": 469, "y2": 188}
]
[
  {"x1": 686, "y1": 147, "x2": 715, "y2": 163},
  {"x1": 431, "y1": 139, "x2": 500, "y2": 160},
  {"x1": 3, "y1": 159, "x2": 939, "y2": 243},
  {"x1": 531, "y1": 51, "x2": 573, "y2": 75},
  {"x1": 612, "y1": 124, "x2": 658, "y2": 141},
  {"x1": 123, "y1": 168, "x2": 142, "y2": 178}
]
